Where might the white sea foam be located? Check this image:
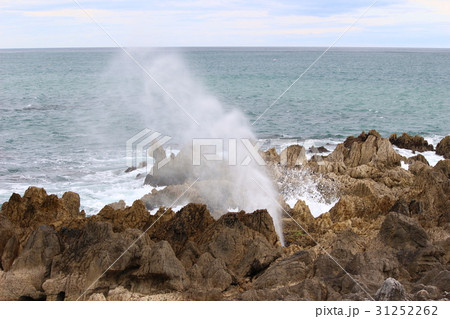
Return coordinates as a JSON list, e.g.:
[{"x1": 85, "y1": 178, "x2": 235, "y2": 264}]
[
  {"x1": 279, "y1": 168, "x2": 339, "y2": 218},
  {"x1": 400, "y1": 160, "x2": 409, "y2": 170},
  {"x1": 286, "y1": 196, "x2": 338, "y2": 218},
  {"x1": 150, "y1": 204, "x2": 184, "y2": 215},
  {"x1": 393, "y1": 146, "x2": 444, "y2": 167}
]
